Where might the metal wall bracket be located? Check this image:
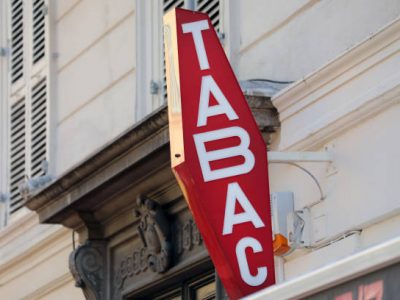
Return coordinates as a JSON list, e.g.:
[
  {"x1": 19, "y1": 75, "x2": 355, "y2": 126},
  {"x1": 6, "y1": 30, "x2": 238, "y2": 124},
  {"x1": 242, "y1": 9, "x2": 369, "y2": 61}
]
[
  {"x1": 0, "y1": 47, "x2": 9, "y2": 57},
  {"x1": 150, "y1": 80, "x2": 160, "y2": 95},
  {"x1": 0, "y1": 194, "x2": 8, "y2": 229},
  {"x1": 0, "y1": 193, "x2": 6, "y2": 203},
  {"x1": 269, "y1": 152, "x2": 333, "y2": 255},
  {"x1": 268, "y1": 151, "x2": 333, "y2": 163},
  {"x1": 268, "y1": 151, "x2": 333, "y2": 203}
]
